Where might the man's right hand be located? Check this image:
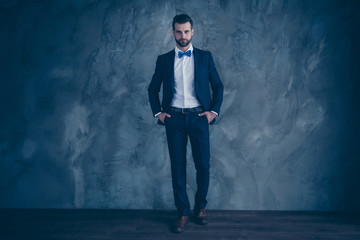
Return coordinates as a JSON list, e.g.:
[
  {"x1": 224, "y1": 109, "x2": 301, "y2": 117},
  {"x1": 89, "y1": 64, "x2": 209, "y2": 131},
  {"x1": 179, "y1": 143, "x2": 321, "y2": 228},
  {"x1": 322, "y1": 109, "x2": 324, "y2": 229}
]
[{"x1": 157, "y1": 112, "x2": 171, "y2": 124}]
